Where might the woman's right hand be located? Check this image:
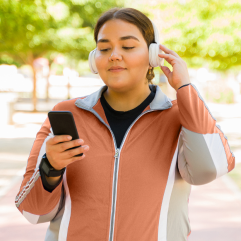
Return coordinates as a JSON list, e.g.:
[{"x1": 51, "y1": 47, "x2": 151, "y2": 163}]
[{"x1": 46, "y1": 135, "x2": 89, "y2": 171}]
